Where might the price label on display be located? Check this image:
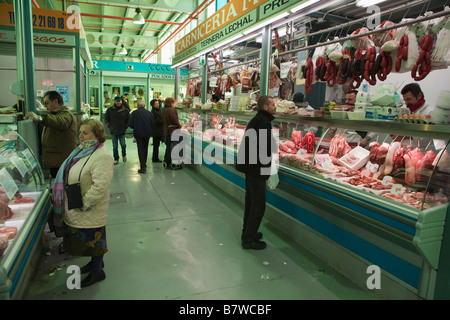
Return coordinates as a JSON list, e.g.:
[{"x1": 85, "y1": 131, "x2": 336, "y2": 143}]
[
  {"x1": 0, "y1": 168, "x2": 18, "y2": 200},
  {"x1": 22, "y1": 148, "x2": 38, "y2": 170},
  {"x1": 390, "y1": 184, "x2": 403, "y2": 194},
  {"x1": 315, "y1": 154, "x2": 334, "y2": 170},
  {"x1": 280, "y1": 62, "x2": 292, "y2": 79},
  {"x1": 10, "y1": 154, "x2": 29, "y2": 178},
  {"x1": 365, "y1": 161, "x2": 379, "y2": 173},
  {"x1": 381, "y1": 176, "x2": 393, "y2": 186},
  {"x1": 297, "y1": 148, "x2": 307, "y2": 155}
]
